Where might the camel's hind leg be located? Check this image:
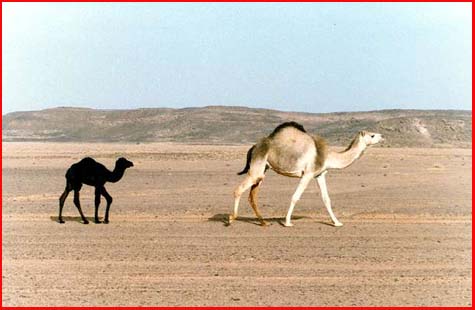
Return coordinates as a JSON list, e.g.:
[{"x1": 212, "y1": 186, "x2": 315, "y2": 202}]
[
  {"x1": 230, "y1": 160, "x2": 267, "y2": 225},
  {"x1": 229, "y1": 176, "x2": 255, "y2": 224},
  {"x1": 73, "y1": 188, "x2": 89, "y2": 224},
  {"x1": 58, "y1": 183, "x2": 72, "y2": 224},
  {"x1": 284, "y1": 173, "x2": 314, "y2": 227},
  {"x1": 248, "y1": 178, "x2": 268, "y2": 226}
]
